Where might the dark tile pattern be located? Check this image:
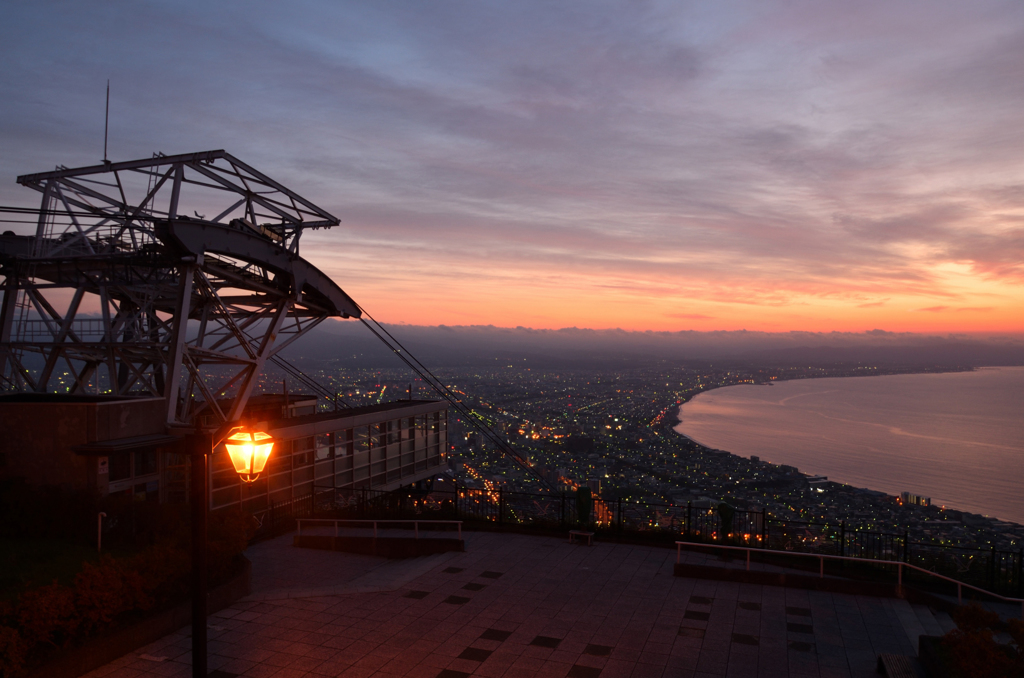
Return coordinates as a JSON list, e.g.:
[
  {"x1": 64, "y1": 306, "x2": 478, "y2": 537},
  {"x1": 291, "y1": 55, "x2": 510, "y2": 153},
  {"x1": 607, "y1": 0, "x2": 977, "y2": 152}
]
[
  {"x1": 462, "y1": 582, "x2": 487, "y2": 591},
  {"x1": 480, "y1": 628, "x2": 513, "y2": 641},
  {"x1": 458, "y1": 647, "x2": 493, "y2": 661},
  {"x1": 86, "y1": 530, "x2": 929, "y2": 678},
  {"x1": 567, "y1": 666, "x2": 602, "y2": 678},
  {"x1": 479, "y1": 570, "x2": 504, "y2": 579},
  {"x1": 530, "y1": 635, "x2": 563, "y2": 648},
  {"x1": 442, "y1": 567, "x2": 464, "y2": 574},
  {"x1": 208, "y1": 672, "x2": 238, "y2": 678},
  {"x1": 443, "y1": 595, "x2": 470, "y2": 605}
]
